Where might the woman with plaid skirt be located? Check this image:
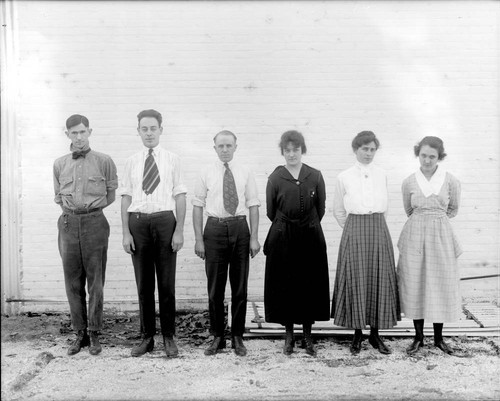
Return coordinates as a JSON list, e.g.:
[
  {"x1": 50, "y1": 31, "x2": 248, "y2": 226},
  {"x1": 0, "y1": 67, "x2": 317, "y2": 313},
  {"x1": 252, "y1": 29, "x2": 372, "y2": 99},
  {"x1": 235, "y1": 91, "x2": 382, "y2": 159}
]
[
  {"x1": 397, "y1": 136, "x2": 461, "y2": 355},
  {"x1": 331, "y1": 131, "x2": 401, "y2": 355}
]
